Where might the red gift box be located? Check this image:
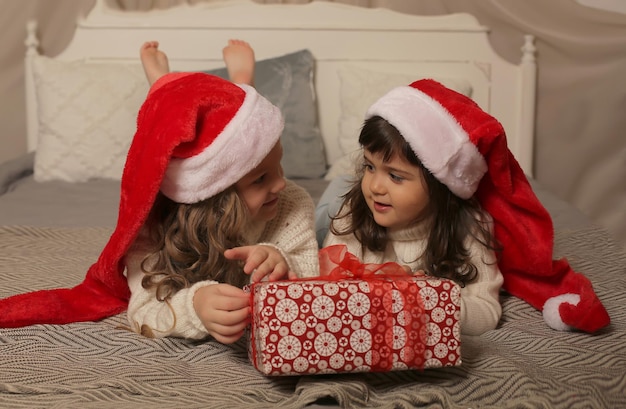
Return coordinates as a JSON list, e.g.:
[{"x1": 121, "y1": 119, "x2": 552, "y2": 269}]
[{"x1": 248, "y1": 245, "x2": 462, "y2": 376}]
